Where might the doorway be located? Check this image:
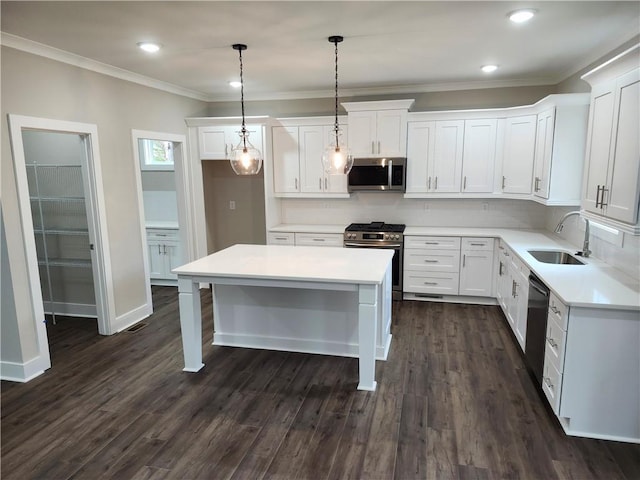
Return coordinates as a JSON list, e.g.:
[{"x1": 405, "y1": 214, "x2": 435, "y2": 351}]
[
  {"x1": 8, "y1": 115, "x2": 114, "y2": 374},
  {"x1": 131, "y1": 130, "x2": 188, "y2": 312}
]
